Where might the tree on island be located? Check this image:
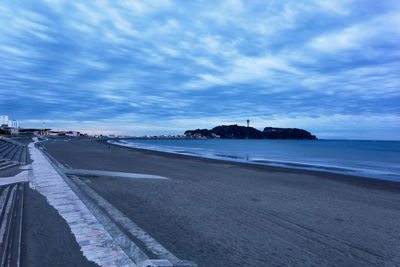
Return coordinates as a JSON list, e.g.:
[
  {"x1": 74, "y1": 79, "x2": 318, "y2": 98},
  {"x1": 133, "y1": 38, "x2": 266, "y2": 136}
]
[{"x1": 184, "y1": 124, "x2": 317, "y2": 140}]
